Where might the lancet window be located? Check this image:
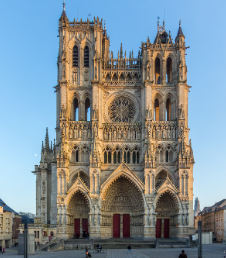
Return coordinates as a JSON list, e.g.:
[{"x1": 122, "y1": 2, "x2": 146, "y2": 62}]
[
  {"x1": 154, "y1": 99, "x2": 160, "y2": 121},
  {"x1": 104, "y1": 147, "x2": 111, "y2": 164},
  {"x1": 132, "y1": 147, "x2": 140, "y2": 164},
  {"x1": 85, "y1": 98, "x2": 91, "y2": 121},
  {"x1": 124, "y1": 147, "x2": 130, "y2": 163},
  {"x1": 84, "y1": 46, "x2": 89, "y2": 67},
  {"x1": 166, "y1": 57, "x2": 172, "y2": 83},
  {"x1": 155, "y1": 57, "x2": 160, "y2": 84},
  {"x1": 113, "y1": 147, "x2": 121, "y2": 164},
  {"x1": 71, "y1": 146, "x2": 79, "y2": 162},
  {"x1": 73, "y1": 98, "x2": 79, "y2": 121},
  {"x1": 73, "y1": 45, "x2": 79, "y2": 67},
  {"x1": 166, "y1": 98, "x2": 171, "y2": 121}
]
